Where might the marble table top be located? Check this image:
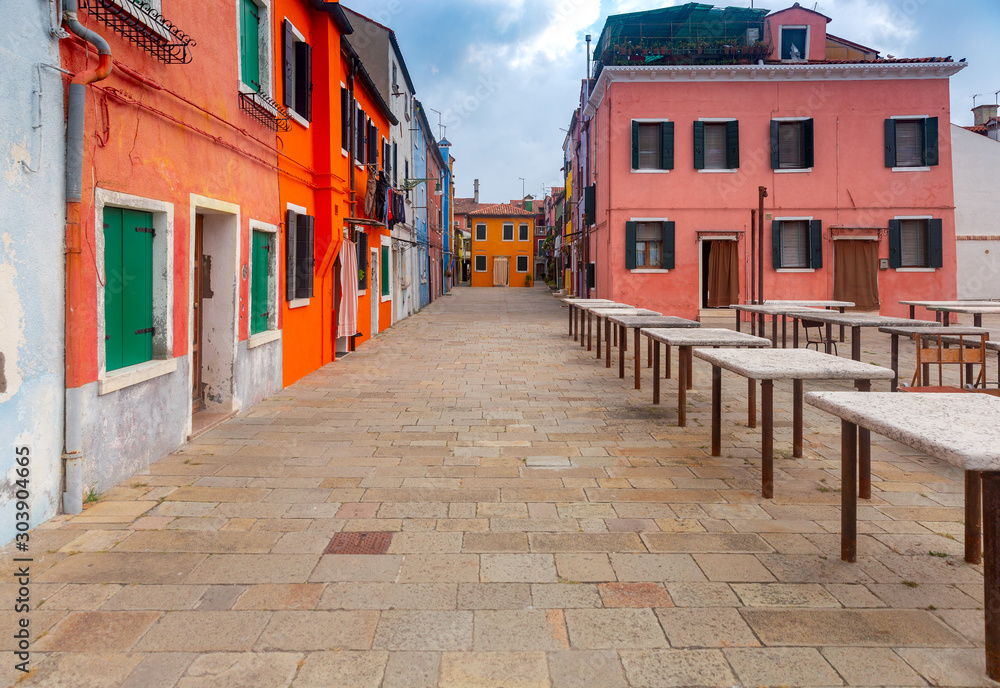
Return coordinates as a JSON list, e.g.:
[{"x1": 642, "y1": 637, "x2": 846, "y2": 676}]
[
  {"x1": 927, "y1": 306, "x2": 1000, "y2": 315},
  {"x1": 733, "y1": 304, "x2": 819, "y2": 315},
  {"x1": 590, "y1": 308, "x2": 660, "y2": 318},
  {"x1": 784, "y1": 311, "x2": 940, "y2": 328},
  {"x1": 641, "y1": 328, "x2": 771, "y2": 347},
  {"x1": 878, "y1": 326, "x2": 992, "y2": 337},
  {"x1": 575, "y1": 302, "x2": 635, "y2": 312},
  {"x1": 805, "y1": 391, "x2": 1000, "y2": 472},
  {"x1": 694, "y1": 348, "x2": 896, "y2": 381},
  {"x1": 764, "y1": 299, "x2": 855, "y2": 308},
  {"x1": 562, "y1": 298, "x2": 614, "y2": 305},
  {"x1": 607, "y1": 315, "x2": 700, "y2": 329},
  {"x1": 899, "y1": 300, "x2": 1000, "y2": 307}
]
